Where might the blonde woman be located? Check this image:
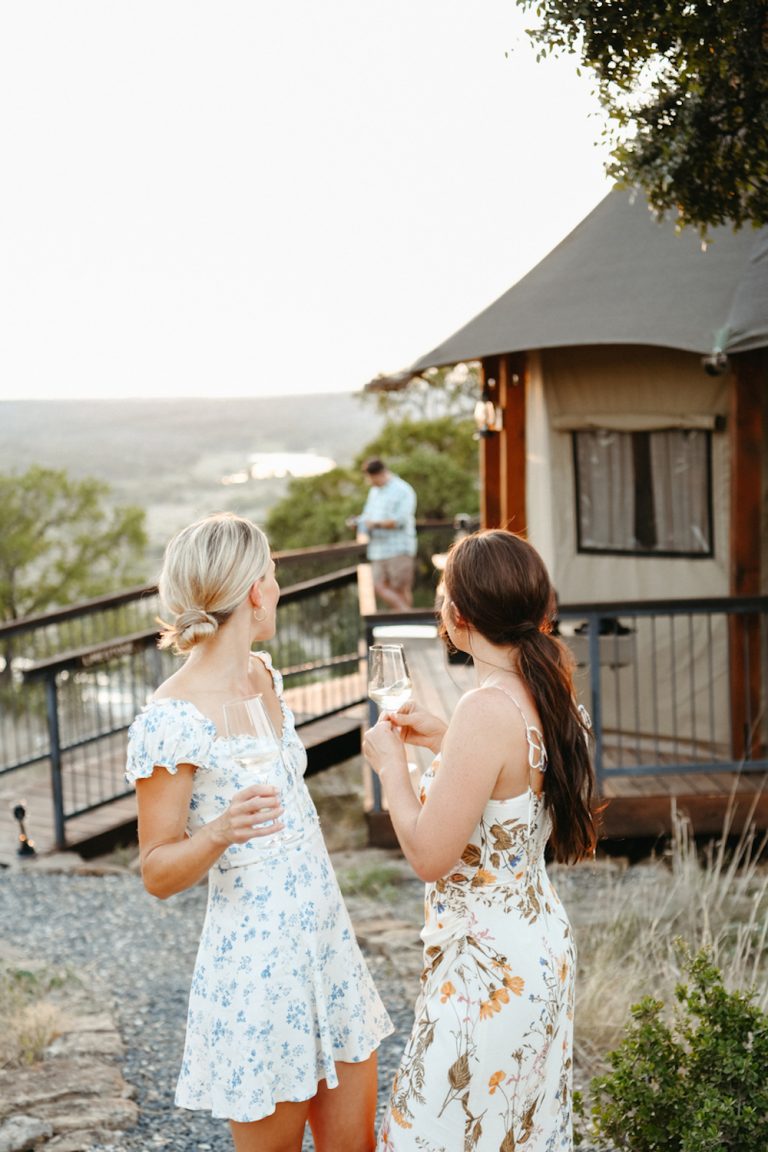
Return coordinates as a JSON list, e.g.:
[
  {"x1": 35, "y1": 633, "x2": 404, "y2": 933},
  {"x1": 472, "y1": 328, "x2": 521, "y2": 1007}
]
[{"x1": 126, "y1": 512, "x2": 392, "y2": 1152}]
